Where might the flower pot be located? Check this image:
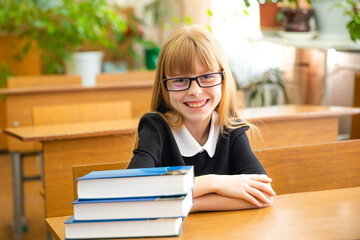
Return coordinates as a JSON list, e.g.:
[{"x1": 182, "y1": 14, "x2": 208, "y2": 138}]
[
  {"x1": 145, "y1": 47, "x2": 160, "y2": 70},
  {"x1": 65, "y1": 51, "x2": 103, "y2": 87},
  {"x1": 312, "y1": 0, "x2": 349, "y2": 39},
  {"x1": 259, "y1": 2, "x2": 282, "y2": 29},
  {"x1": 283, "y1": 8, "x2": 313, "y2": 32}
]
